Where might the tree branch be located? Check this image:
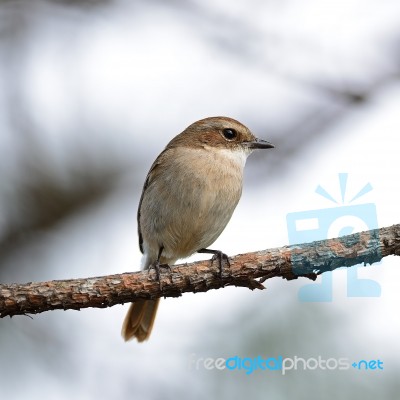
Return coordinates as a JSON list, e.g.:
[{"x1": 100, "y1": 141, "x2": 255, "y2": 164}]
[{"x1": 1, "y1": 224, "x2": 399, "y2": 318}]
